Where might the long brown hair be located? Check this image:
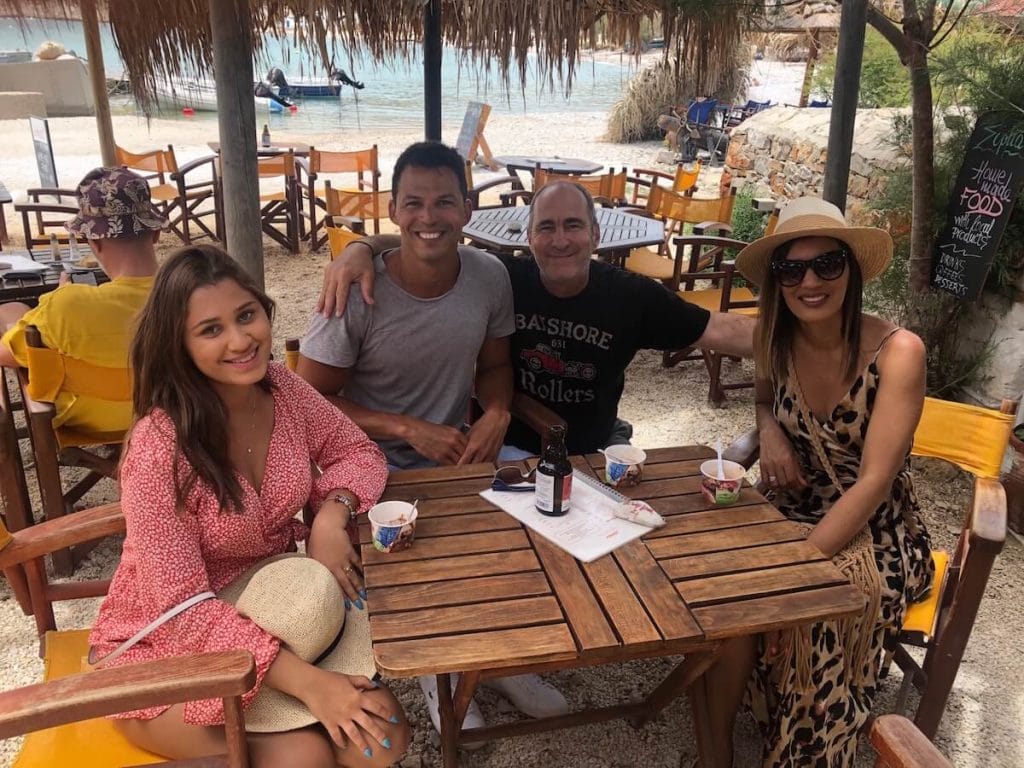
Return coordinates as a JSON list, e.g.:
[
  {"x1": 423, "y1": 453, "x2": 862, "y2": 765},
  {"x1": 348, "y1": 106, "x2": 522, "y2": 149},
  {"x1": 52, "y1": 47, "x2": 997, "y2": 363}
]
[
  {"x1": 754, "y1": 238, "x2": 863, "y2": 384},
  {"x1": 130, "y1": 244, "x2": 276, "y2": 514}
]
